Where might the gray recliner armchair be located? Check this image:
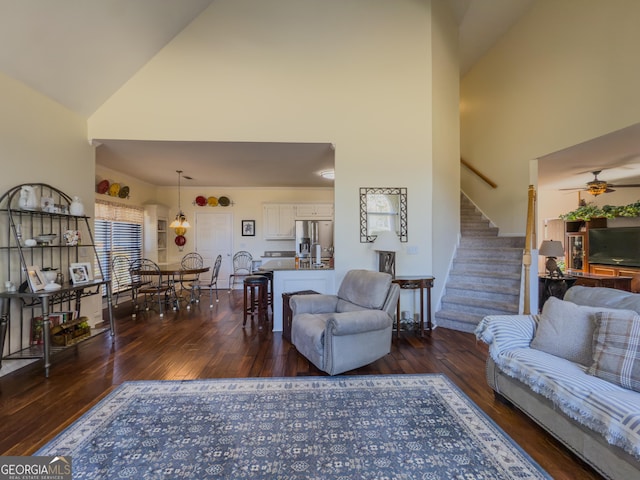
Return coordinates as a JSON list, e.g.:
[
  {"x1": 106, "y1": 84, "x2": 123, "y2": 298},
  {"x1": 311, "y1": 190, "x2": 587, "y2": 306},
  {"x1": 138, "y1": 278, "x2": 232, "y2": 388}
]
[{"x1": 290, "y1": 269, "x2": 400, "y2": 375}]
